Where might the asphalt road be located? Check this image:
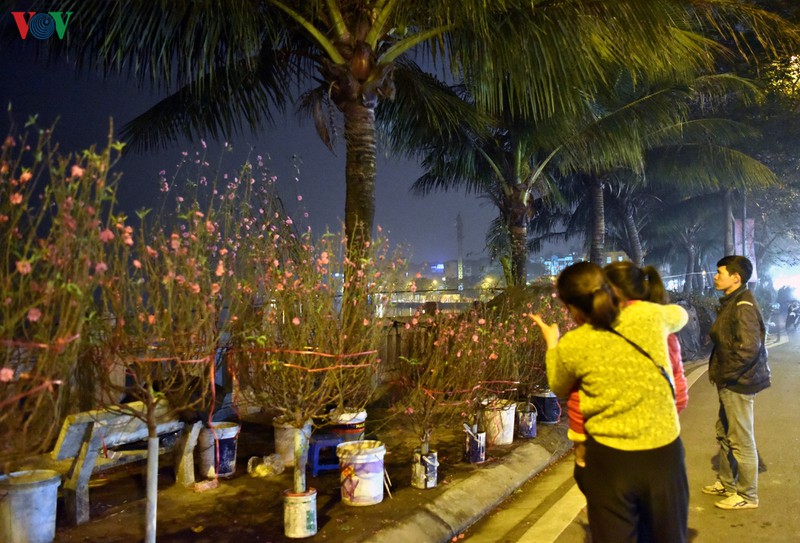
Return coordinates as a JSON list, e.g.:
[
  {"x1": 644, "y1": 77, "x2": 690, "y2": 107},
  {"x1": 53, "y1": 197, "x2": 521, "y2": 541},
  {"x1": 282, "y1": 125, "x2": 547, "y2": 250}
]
[{"x1": 464, "y1": 335, "x2": 800, "y2": 542}]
